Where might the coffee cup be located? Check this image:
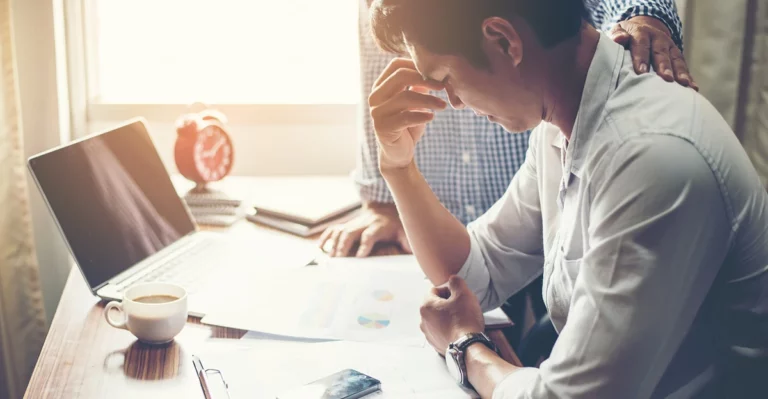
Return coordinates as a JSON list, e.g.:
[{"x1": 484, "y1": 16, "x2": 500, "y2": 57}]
[{"x1": 103, "y1": 282, "x2": 188, "y2": 344}]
